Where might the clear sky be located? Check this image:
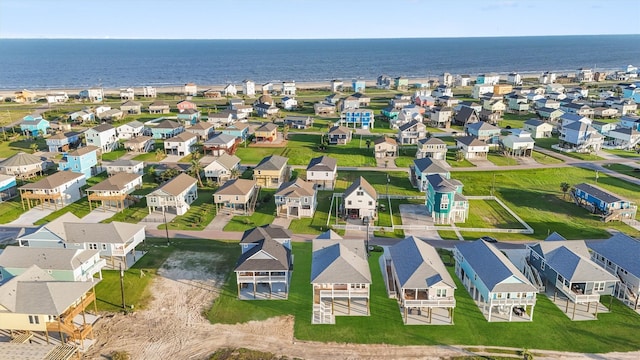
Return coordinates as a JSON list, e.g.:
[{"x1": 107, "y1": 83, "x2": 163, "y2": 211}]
[{"x1": 1, "y1": 0, "x2": 639, "y2": 39}]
